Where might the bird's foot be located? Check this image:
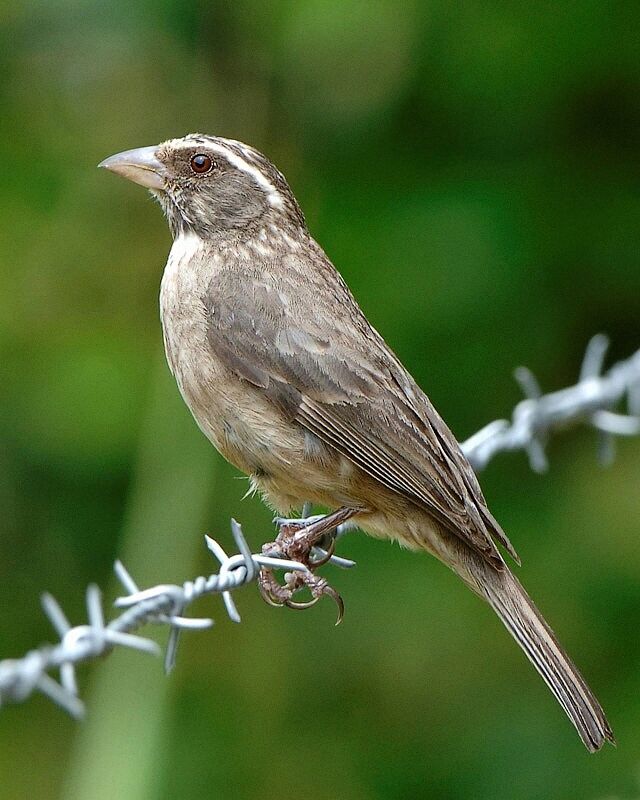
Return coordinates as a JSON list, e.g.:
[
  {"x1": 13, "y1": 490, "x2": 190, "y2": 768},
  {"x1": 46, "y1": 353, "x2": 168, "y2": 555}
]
[
  {"x1": 258, "y1": 566, "x2": 345, "y2": 624},
  {"x1": 273, "y1": 513, "x2": 359, "y2": 556},
  {"x1": 270, "y1": 506, "x2": 360, "y2": 562},
  {"x1": 258, "y1": 506, "x2": 361, "y2": 623}
]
